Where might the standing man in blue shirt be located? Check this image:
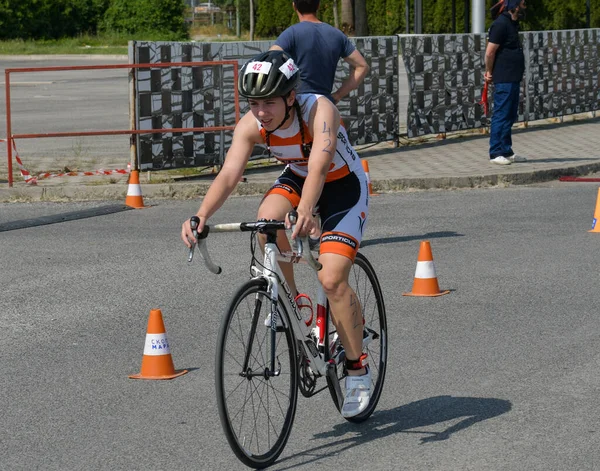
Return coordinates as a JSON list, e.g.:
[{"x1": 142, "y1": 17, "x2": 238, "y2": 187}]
[
  {"x1": 485, "y1": 0, "x2": 527, "y2": 165},
  {"x1": 270, "y1": 0, "x2": 369, "y2": 104}
]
